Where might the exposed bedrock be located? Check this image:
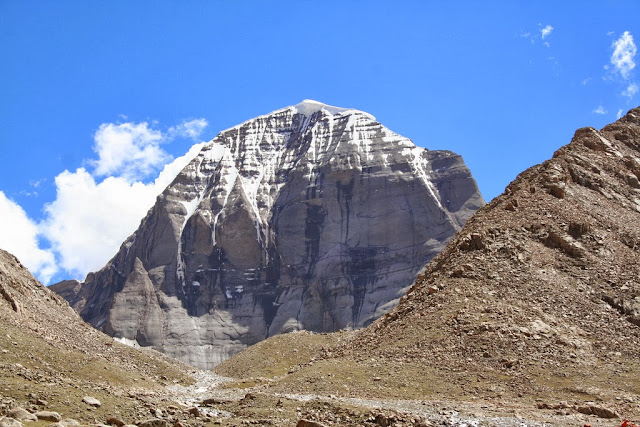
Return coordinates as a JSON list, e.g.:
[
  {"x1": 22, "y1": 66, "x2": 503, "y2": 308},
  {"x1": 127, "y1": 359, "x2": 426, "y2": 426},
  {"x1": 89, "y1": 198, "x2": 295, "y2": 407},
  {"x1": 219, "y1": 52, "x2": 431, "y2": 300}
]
[{"x1": 52, "y1": 100, "x2": 484, "y2": 368}]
